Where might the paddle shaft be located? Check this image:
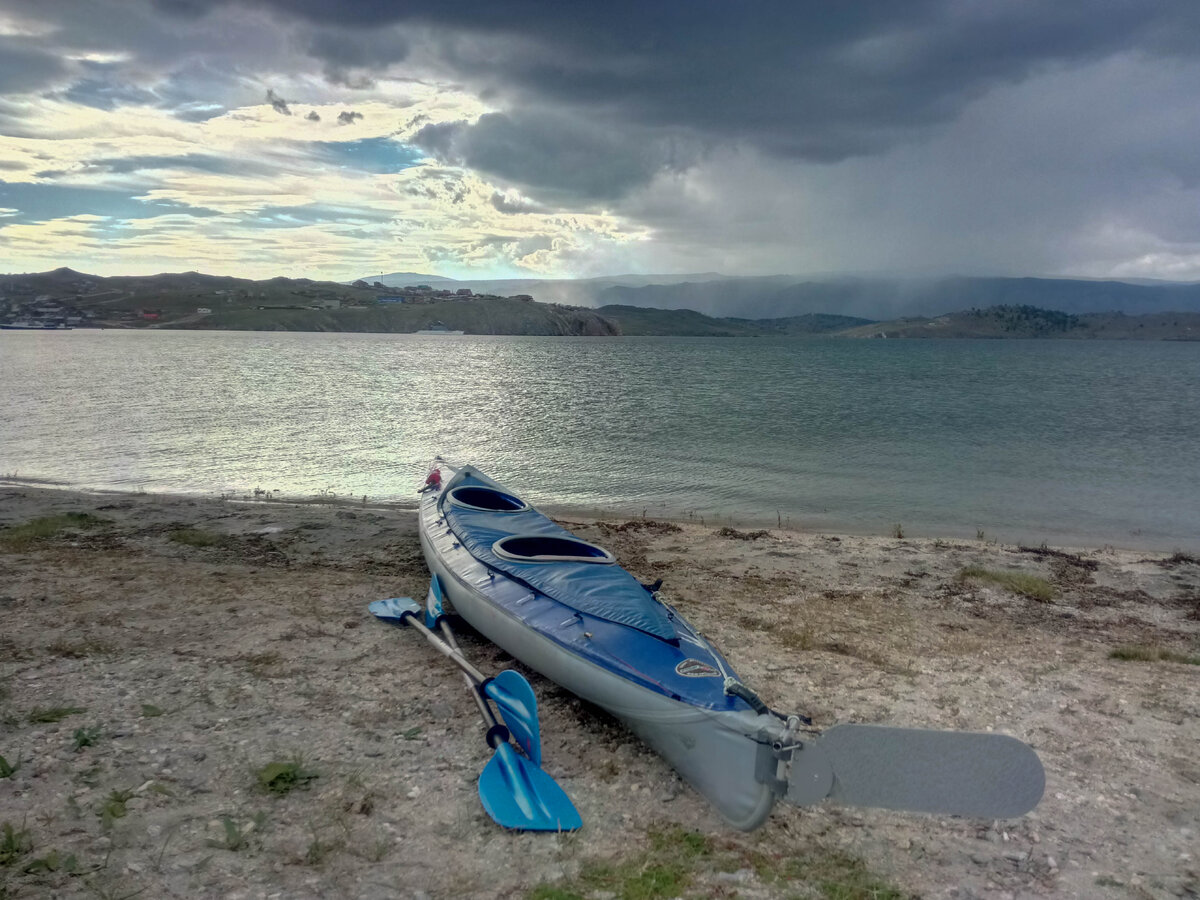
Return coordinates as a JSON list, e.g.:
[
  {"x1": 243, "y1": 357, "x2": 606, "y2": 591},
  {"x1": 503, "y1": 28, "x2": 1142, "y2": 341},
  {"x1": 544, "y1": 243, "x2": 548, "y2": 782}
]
[
  {"x1": 403, "y1": 614, "x2": 500, "y2": 732},
  {"x1": 404, "y1": 614, "x2": 488, "y2": 683},
  {"x1": 439, "y1": 620, "x2": 496, "y2": 728}
]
